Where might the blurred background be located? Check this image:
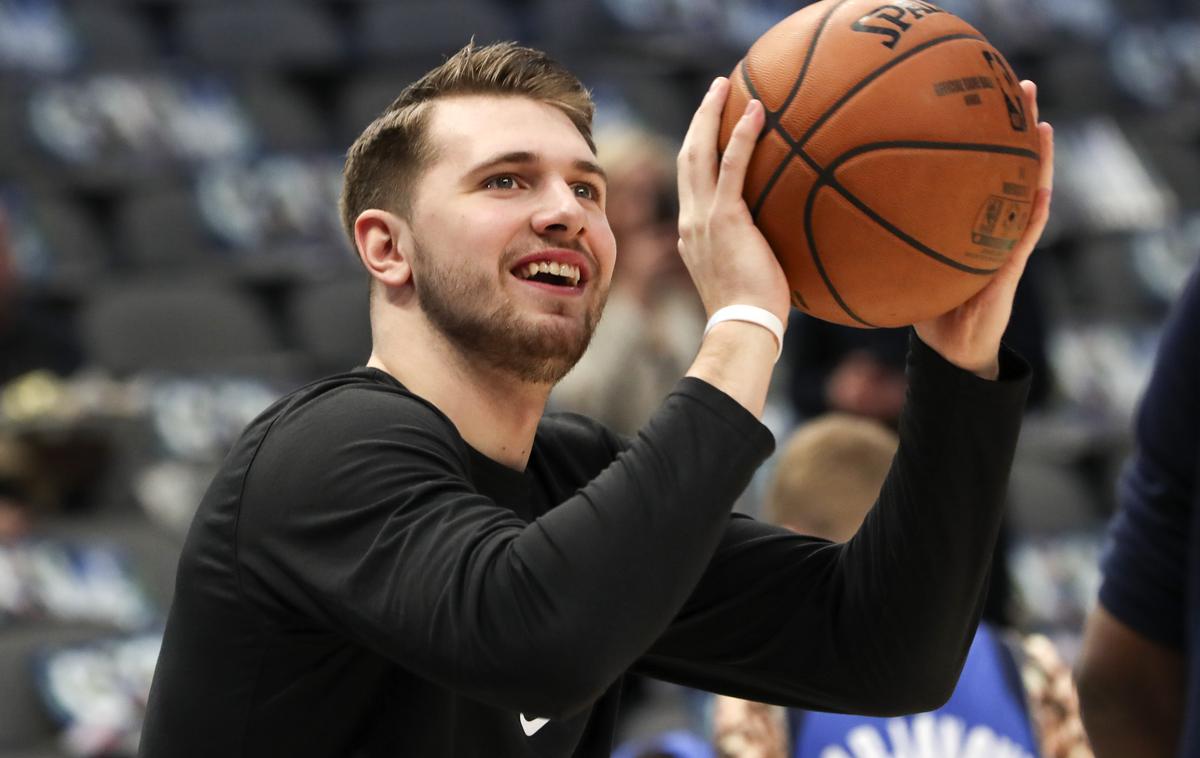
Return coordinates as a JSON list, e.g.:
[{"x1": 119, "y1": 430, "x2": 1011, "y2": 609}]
[{"x1": 0, "y1": 0, "x2": 1197, "y2": 755}]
